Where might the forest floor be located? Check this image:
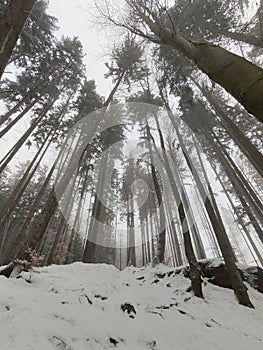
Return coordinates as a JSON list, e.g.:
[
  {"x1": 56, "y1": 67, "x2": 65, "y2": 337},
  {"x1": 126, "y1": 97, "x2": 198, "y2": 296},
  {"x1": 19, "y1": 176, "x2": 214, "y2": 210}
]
[{"x1": 0, "y1": 262, "x2": 263, "y2": 350}]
